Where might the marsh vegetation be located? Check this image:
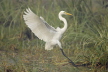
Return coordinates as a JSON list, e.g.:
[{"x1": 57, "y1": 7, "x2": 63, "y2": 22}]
[{"x1": 0, "y1": 0, "x2": 108, "y2": 72}]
